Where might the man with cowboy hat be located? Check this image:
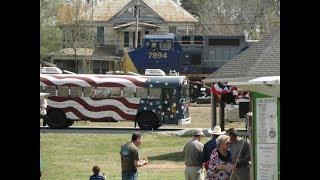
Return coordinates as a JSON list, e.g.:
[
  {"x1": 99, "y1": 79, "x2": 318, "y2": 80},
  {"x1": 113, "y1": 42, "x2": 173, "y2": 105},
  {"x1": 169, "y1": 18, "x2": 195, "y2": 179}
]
[{"x1": 202, "y1": 126, "x2": 226, "y2": 170}]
